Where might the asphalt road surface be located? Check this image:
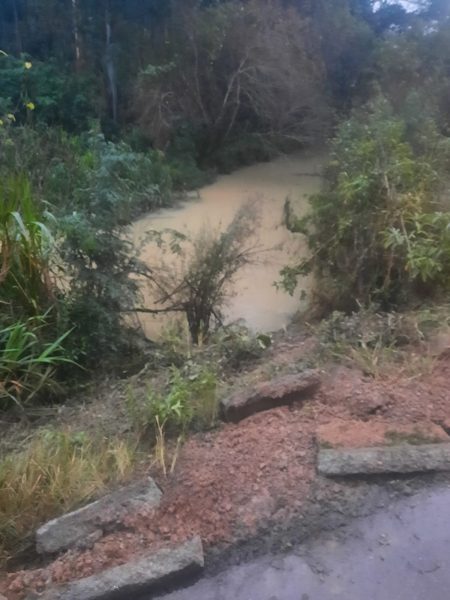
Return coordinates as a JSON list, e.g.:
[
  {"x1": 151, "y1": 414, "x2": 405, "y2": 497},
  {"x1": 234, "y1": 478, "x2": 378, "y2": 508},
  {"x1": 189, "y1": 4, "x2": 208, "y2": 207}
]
[{"x1": 154, "y1": 484, "x2": 450, "y2": 600}]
